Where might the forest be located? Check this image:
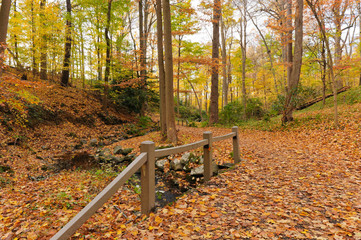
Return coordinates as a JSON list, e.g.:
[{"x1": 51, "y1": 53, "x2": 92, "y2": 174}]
[
  {"x1": 1, "y1": 0, "x2": 361, "y2": 239},
  {"x1": 1, "y1": 0, "x2": 360, "y2": 134}
]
